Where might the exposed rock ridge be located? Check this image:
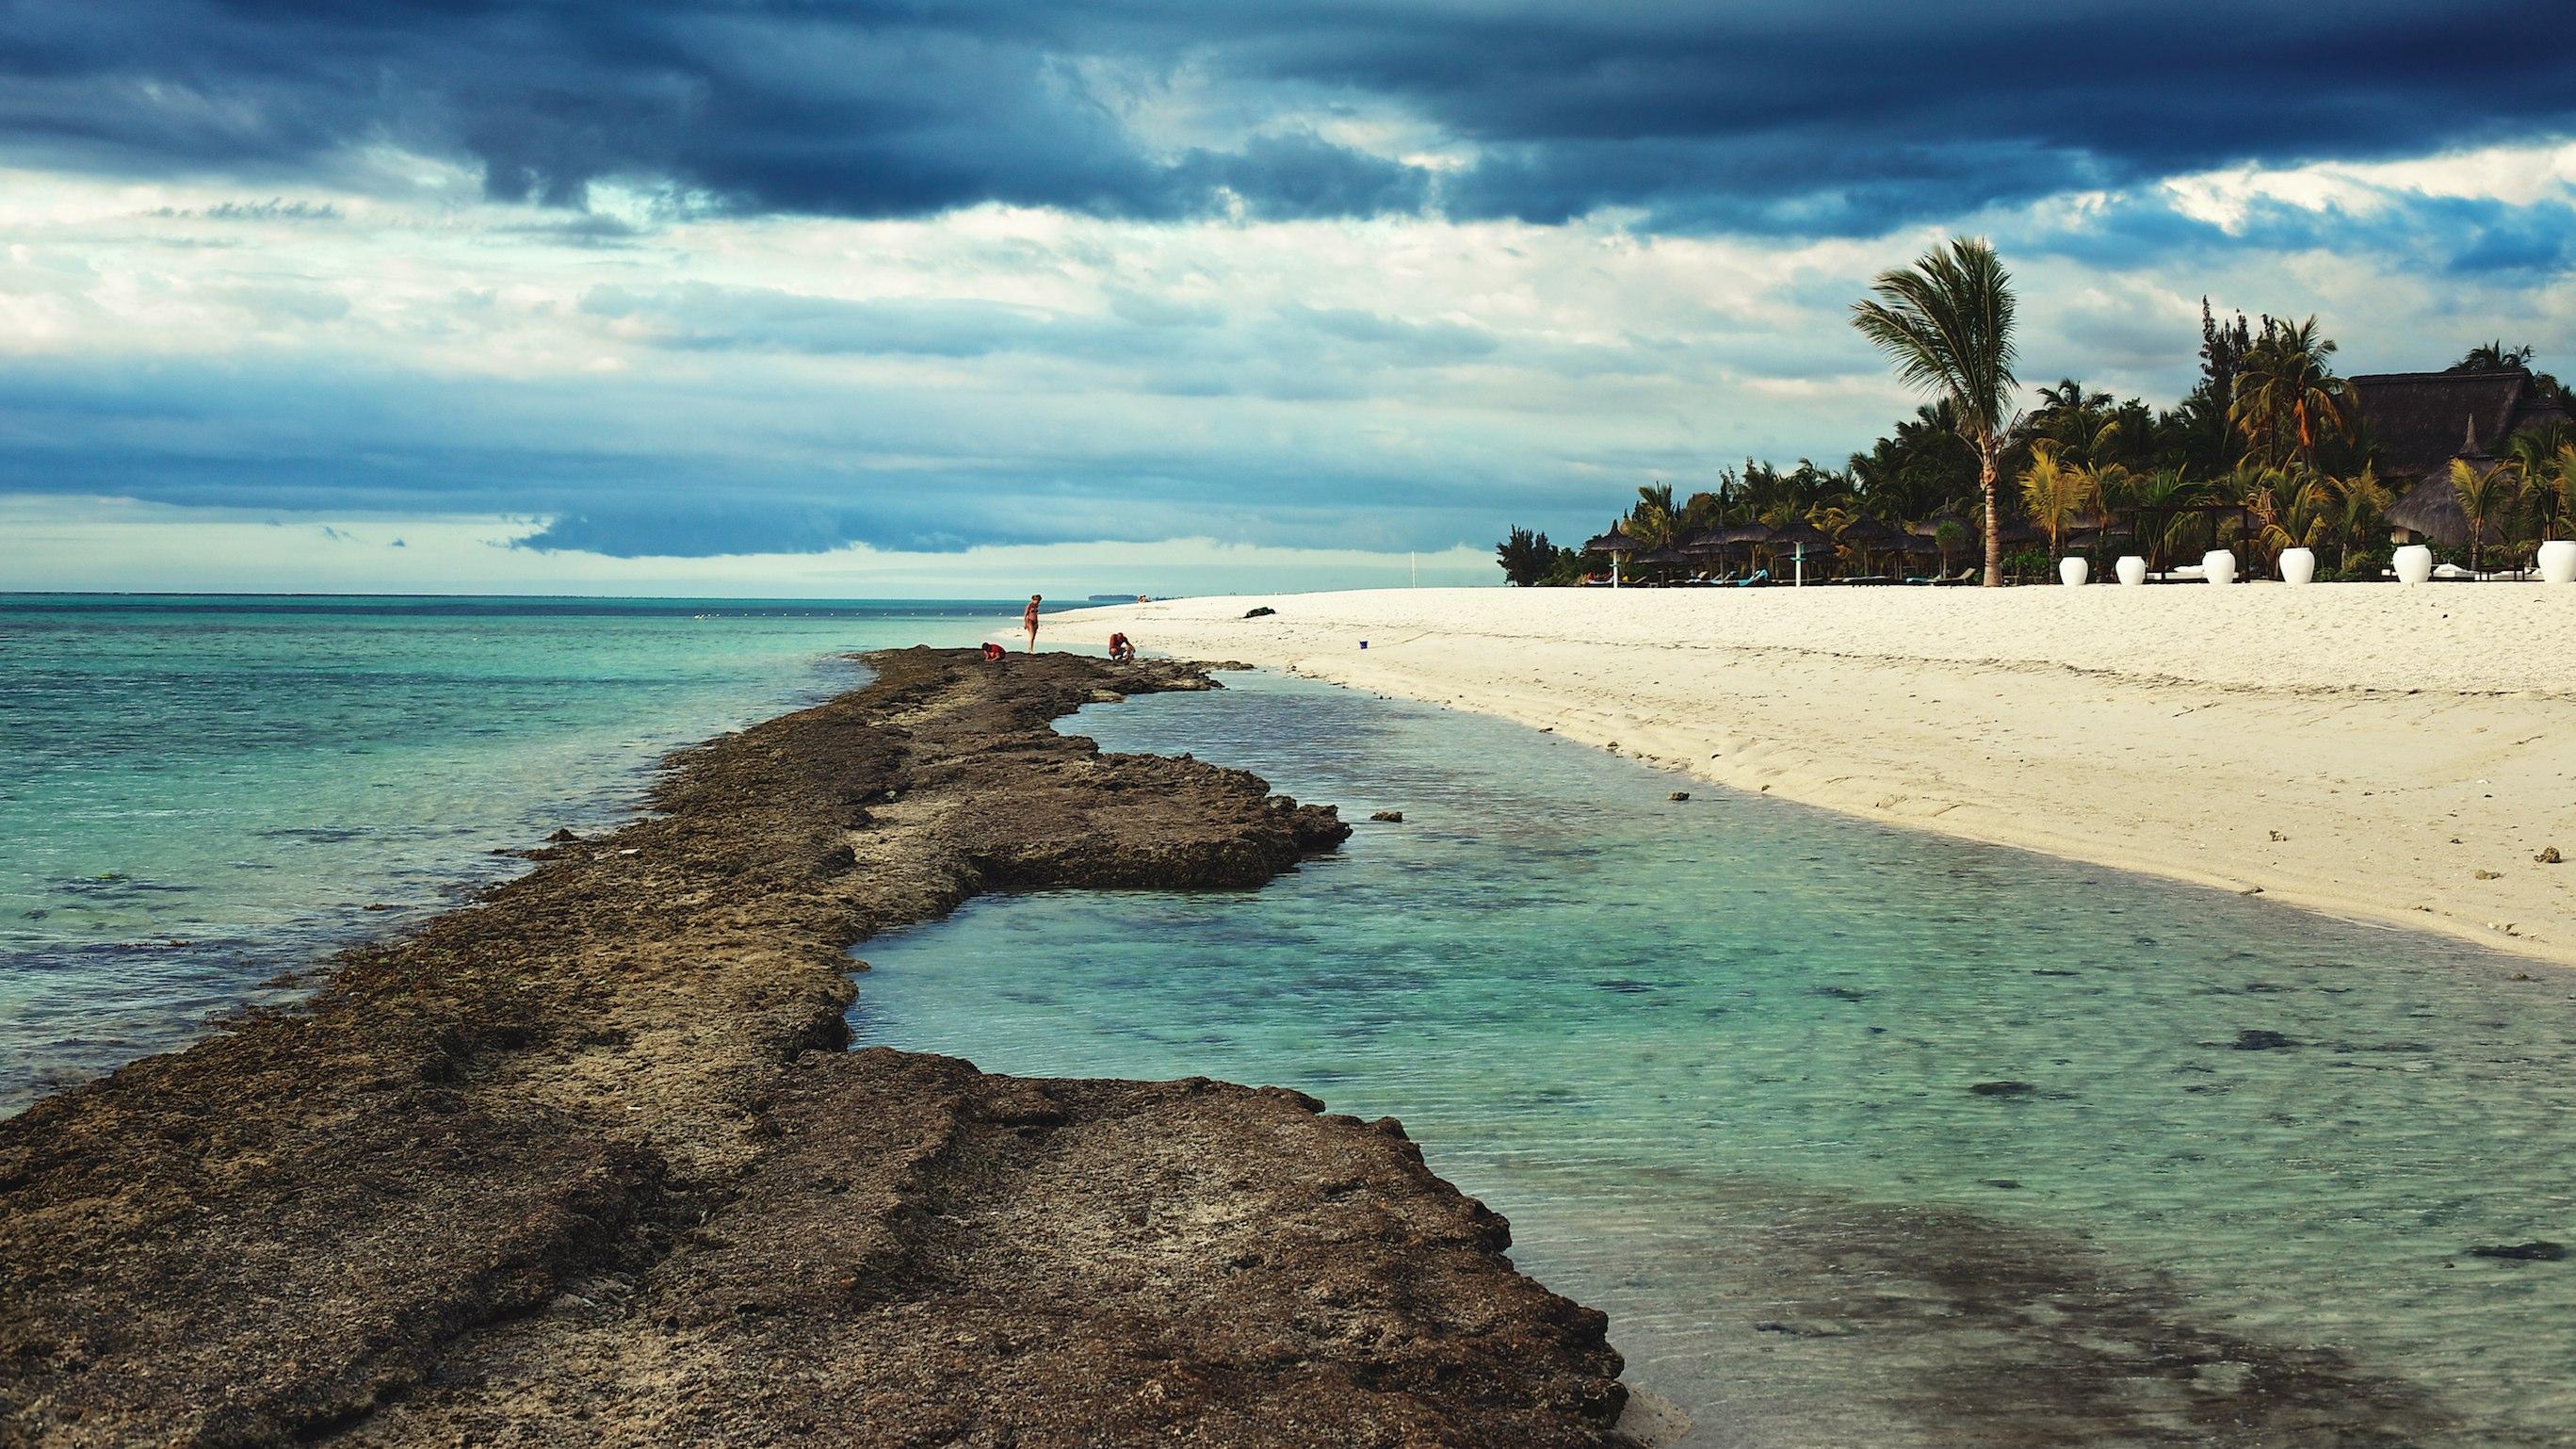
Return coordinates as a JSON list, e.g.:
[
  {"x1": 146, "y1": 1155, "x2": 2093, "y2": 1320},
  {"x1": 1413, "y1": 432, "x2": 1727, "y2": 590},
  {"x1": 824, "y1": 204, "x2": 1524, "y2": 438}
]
[{"x1": 0, "y1": 648, "x2": 1625, "y2": 1448}]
